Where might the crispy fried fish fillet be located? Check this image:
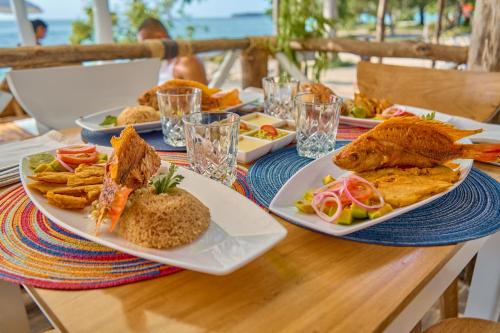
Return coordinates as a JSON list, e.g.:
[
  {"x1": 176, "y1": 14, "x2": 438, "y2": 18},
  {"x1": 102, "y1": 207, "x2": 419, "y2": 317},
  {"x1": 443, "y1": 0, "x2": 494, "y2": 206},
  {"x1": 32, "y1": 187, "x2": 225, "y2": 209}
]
[
  {"x1": 95, "y1": 126, "x2": 161, "y2": 232},
  {"x1": 357, "y1": 166, "x2": 460, "y2": 207},
  {"x1": 334, "y1": 117, "x2": 499, "y2": 172},
  {"x1": 138, "y1": 79, "x2": 220, "y2": 110}
]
